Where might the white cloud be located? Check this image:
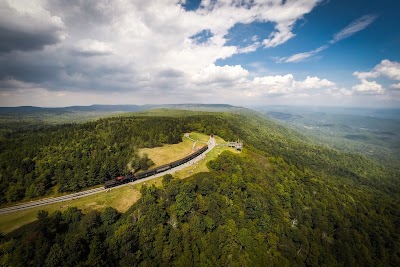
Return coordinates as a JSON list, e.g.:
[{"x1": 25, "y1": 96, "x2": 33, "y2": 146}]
[
  {"x1": 238, "y1": 42, "x2": 261, "y2": 53},
  {"x1": 353, "y1": 70, "x2": 379, "y2": 80},
  {"x1": 191, "y1": 64, "x2": 249, "y2": 84},
  {"x1": 258, "y1": 0, "x2": 321, "y2": 47},
  {"x1": 352, "y1": 59, "x2": 400, "y2": 80},
  {"x1": 352, "y1": 79, "x2": 384, "y2": 94},
  {"x1": 352, "y1": 59, "x2": 400, "y2": 95},
  {"x1": 279, "y1": 45, "x2": 328, "y2": 63},
  {"x1": 390, "y1": 83, "x2": 400, "y2": 89},
  {"x1": 253, "y1": 74, "x2": 294, "y2": 87},
  {"x1": 0, "y1": 0, "x2": 64, "y2": 33},
  {"x1": 330, "y1": 14, "x2": 377, "y2": 44},
  {"x1": 280, "y1": 14, "x2": 377, "y2": 63},
  {"x1": 73, "y1": 39, "x2": 114, "y2": 56},
  {"x1": 294, "y1": 76, "x2": 336, "y2": 89},
  {"x1": 327, "y1": 88, "x2": 353, "y2": 96},
  {"x1": 263, "y1": 23, "x2": 295, "y2": 48},
  {"x1": 2, "y1": 1, "x2": 396, "y2": 107},
  {"x1": 0, "y1": 0, "x2": 325, "y2": 104},
  {"x1": 367, "y1": 59, "x2": 400, "y2": 80},
  {"x1": 248, "y1": 74, "x2": 335, "y2": 96}
]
